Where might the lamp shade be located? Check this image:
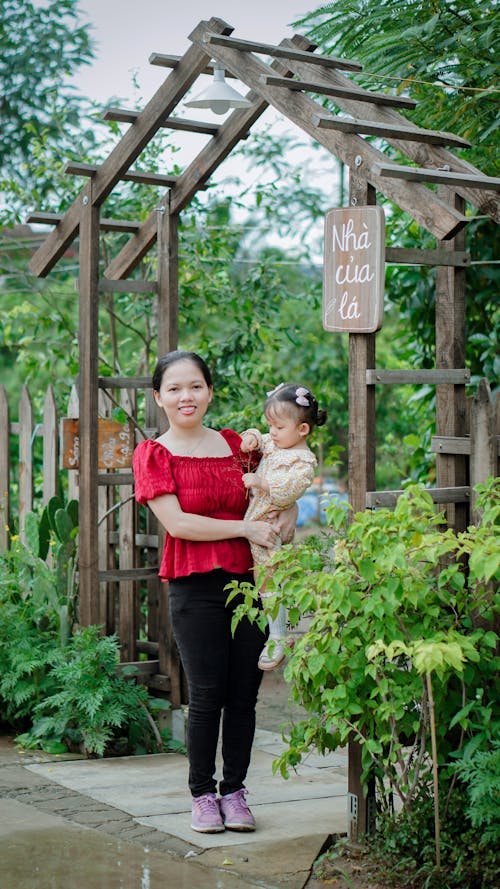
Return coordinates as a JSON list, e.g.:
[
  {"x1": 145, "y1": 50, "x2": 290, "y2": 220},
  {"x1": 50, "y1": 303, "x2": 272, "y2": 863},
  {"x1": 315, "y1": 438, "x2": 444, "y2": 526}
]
[{"x1": 185, "y1": 66, "x2": 252, "y2": 115}]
